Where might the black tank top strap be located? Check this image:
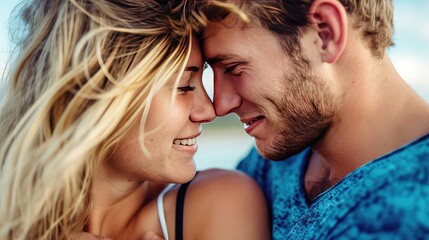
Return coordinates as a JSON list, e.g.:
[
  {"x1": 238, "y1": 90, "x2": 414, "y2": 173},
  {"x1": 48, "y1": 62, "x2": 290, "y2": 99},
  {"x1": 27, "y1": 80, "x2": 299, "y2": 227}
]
[{"x1": 175, "y1": 171, "x2": 199, "y2": 240}]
